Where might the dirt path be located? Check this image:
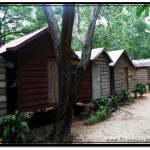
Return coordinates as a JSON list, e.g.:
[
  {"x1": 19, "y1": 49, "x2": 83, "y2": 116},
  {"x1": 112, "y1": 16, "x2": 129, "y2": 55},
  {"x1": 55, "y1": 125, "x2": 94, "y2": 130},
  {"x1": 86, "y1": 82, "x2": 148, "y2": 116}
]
[{"x1": 71, "y1": 92, "x2": 150, "y2": 143}]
